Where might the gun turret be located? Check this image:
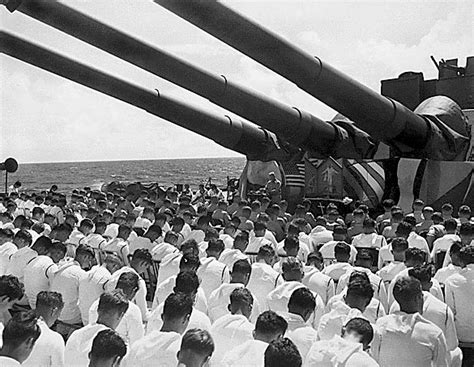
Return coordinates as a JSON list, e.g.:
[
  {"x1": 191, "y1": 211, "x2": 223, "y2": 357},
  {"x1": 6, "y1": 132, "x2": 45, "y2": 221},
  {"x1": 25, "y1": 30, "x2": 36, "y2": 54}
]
[
  {"x1": 155, "y1": 0, "x2": 470, "y2": 161},
  {"x1": 2, "y1": 0, "x2": 376, "y2": 160},
  {"x1": 0, "y1": 31, "x2": 292, "y2": 162}
]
